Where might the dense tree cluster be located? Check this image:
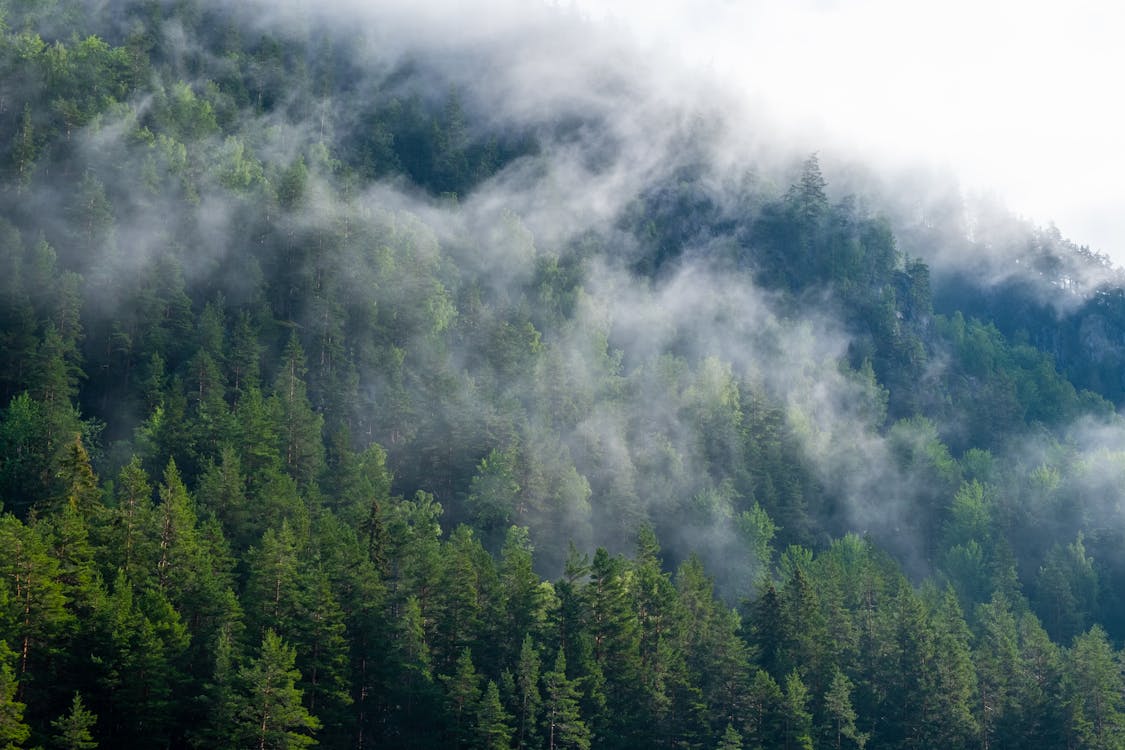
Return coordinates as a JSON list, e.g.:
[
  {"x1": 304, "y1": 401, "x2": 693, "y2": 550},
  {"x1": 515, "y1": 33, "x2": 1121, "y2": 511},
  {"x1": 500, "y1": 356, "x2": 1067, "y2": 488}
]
[{"x1": 3, "y1": 1, "x2": 1125, "y2": 747}]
